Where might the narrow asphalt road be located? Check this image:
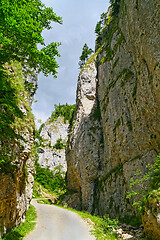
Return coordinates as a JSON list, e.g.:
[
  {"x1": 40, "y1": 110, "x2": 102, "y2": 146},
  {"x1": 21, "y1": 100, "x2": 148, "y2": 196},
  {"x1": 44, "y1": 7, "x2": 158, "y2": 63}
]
[{"x1": 24, "y1": 200, "x2": 95, "y2": 240}]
